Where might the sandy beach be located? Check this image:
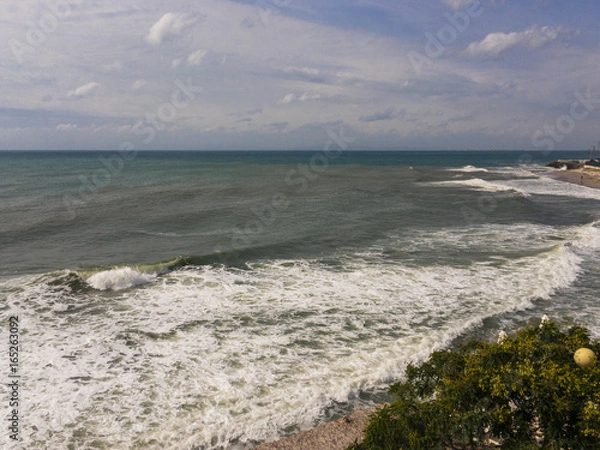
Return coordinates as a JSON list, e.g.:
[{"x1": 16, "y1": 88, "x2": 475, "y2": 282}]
[
  {"x1": 253, "y1": 408, "x2": 377, "y2": 450},
  {"x1": 546, "y1": 166, "x2": 600, "y2": 189}
]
